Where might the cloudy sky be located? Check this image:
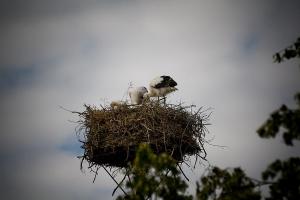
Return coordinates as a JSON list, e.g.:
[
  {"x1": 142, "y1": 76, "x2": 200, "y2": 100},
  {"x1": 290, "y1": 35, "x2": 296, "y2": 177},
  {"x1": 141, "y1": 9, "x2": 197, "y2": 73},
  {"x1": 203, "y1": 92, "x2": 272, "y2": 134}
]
[{"x1": 1, "y1": 0, "x2": 300, "y2": 199}]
